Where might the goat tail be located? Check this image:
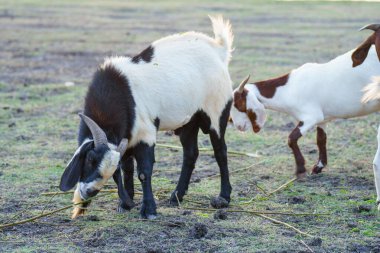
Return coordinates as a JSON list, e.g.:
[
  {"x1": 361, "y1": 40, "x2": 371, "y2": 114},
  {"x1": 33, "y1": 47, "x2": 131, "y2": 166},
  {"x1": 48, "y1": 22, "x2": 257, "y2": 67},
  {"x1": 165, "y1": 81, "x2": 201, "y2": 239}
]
[
  {"x1": 362, "y1": 76, "x2": 380, "y2": 103},
  {"x1": 209, "y1": 15, "x2": 234, "y2": 64}
]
